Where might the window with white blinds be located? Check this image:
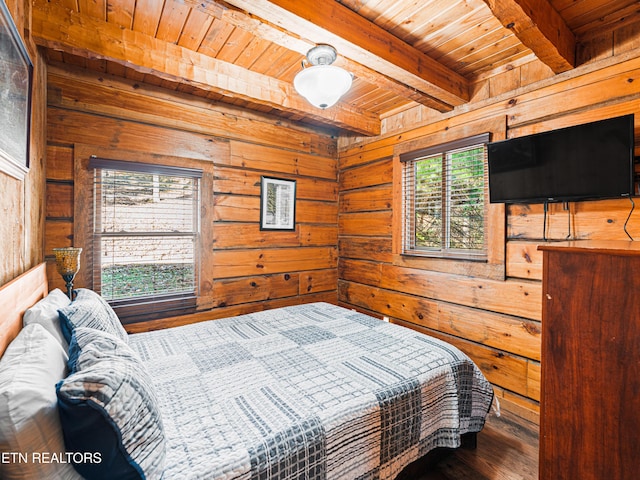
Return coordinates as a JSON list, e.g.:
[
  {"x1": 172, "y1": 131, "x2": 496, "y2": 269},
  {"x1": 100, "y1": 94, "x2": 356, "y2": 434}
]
[
  {"x1": 89, "y1": 158, "x2": 202, "y2": 309},
  {"x1": 401, "y1": 134, "x2": 489, "y2": 260}
]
